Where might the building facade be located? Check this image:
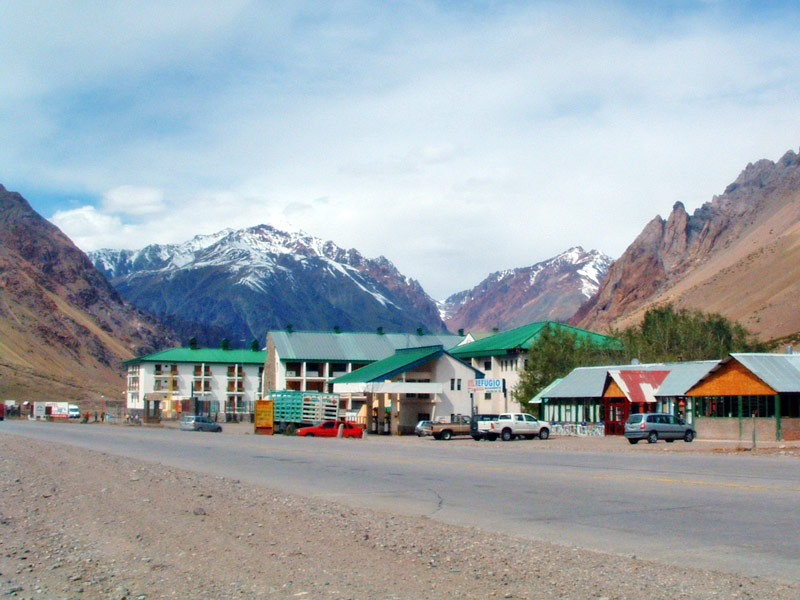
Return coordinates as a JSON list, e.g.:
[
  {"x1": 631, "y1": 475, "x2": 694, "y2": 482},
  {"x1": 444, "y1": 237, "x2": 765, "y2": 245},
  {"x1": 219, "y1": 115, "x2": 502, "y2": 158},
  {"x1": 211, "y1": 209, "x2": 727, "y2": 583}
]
[
  {"x1": 125, "y1": 347, "x2": 266, "y2": 421},
  {"x1": 262, "y1": 329, "x2": 465, "y2": 396},
  {"x1": 450, "y1": 321, "x2": 618, "y2": 414},
  {"x1": 331, "y1": 345, "x2": 483, "y2": 434},
  {"x1": 541, "y1": 353, "x2": 800, "y2": 441}
]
